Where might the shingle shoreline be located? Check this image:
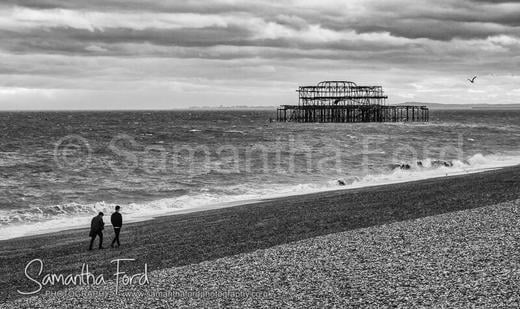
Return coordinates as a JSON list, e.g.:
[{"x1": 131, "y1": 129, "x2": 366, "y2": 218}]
[
  {"x1": 6, "y1": 199, "x2": 520, "y2": 308},
  {"x1": 1, "y1": 165, "x2": 520, "y2": 306}
]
